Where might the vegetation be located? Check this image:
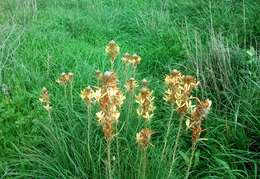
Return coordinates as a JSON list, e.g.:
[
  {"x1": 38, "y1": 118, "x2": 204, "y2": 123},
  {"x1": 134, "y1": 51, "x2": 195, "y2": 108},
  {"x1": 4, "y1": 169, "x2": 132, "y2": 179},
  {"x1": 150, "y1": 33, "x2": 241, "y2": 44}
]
[{"x1": 0, "y1": 0, "x2": 259, "y2": 178}]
